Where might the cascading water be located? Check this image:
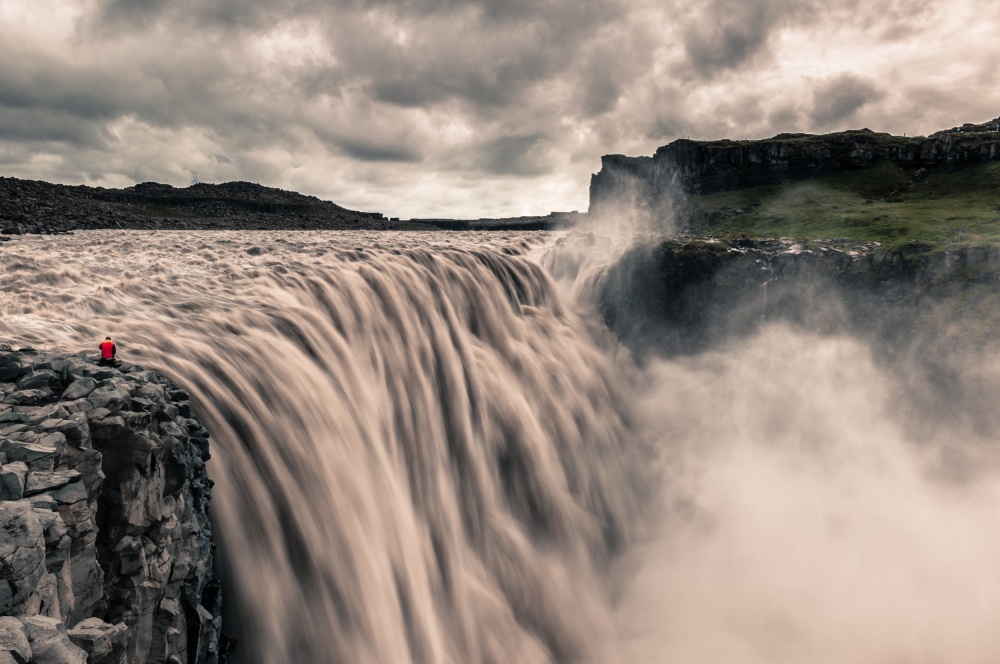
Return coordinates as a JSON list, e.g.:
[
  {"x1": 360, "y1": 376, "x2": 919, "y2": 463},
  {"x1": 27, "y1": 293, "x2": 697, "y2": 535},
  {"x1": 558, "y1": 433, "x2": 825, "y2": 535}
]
[
  {"x1": 6, "y1": 228, "x2": 1000, "y2": 664},
  {"x1": 0, "y1": 230, "x2": 653, "y2": 663}
]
